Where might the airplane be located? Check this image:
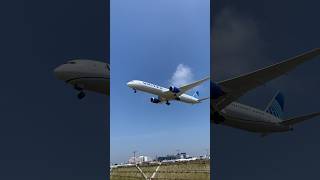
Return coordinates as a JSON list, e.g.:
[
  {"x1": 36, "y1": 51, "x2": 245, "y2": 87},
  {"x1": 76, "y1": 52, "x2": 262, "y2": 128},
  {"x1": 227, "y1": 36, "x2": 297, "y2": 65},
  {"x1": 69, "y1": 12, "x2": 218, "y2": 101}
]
[
  {"x1": 212, "y1": 48, "x2": 320, "y2": 136},
  {"x1": 127, "y1": 77, "x2": 210, "y2": 105},
  {"x1": 54, "y1": 59, "x2": 110, "y2": 99}
]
